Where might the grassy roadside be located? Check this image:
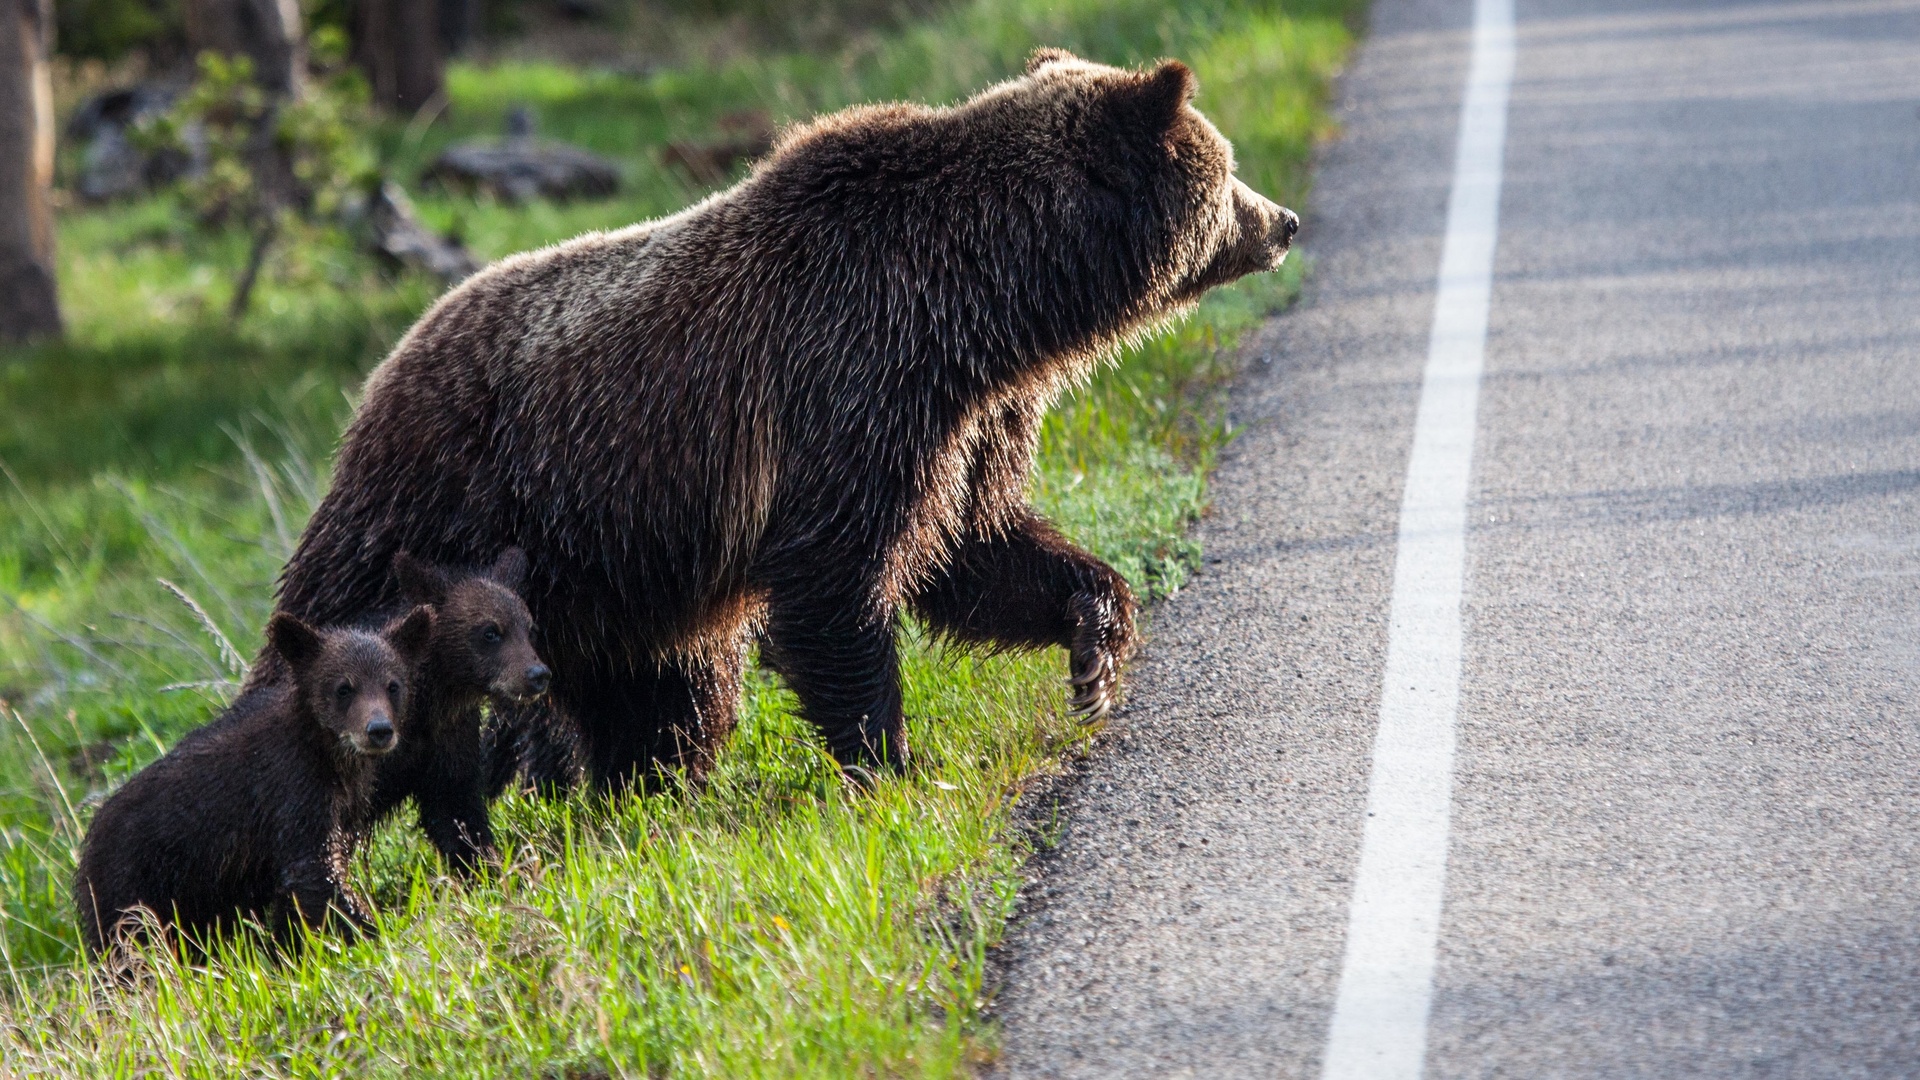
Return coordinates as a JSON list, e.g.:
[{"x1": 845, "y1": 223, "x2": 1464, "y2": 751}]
[{"x1": 0, "y1": 0, "x2": 1359, "y2": 1074}]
